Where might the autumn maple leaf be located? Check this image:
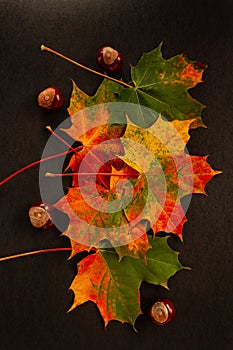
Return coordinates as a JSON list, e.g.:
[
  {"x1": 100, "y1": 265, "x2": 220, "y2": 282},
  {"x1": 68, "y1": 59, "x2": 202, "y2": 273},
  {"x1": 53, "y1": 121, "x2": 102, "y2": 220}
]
[
  {"x1": 57, "y1": 79, "x2": 152, "y2": 260},
  {"x1": 69, "y1": 237, "x2": 184, "y2": 327},
  {"x1": 120, "y1": 115, "x2": 220, "y2": 239},
  {"x1": 54, "y1": 164, "x2": 152, "y2": 260},
  {"x1": 117, "y1": 43, "x2": 206, "y2": 127}
]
